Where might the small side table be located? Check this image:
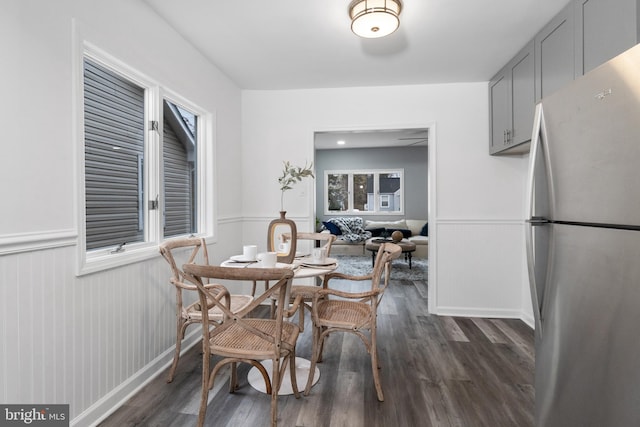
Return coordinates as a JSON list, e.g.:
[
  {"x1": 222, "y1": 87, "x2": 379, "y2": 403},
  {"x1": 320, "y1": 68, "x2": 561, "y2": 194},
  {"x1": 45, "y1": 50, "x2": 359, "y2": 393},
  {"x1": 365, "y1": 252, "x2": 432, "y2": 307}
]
[{"x1": 365, "y1": 239, "x2": 416, "y2": 269}]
